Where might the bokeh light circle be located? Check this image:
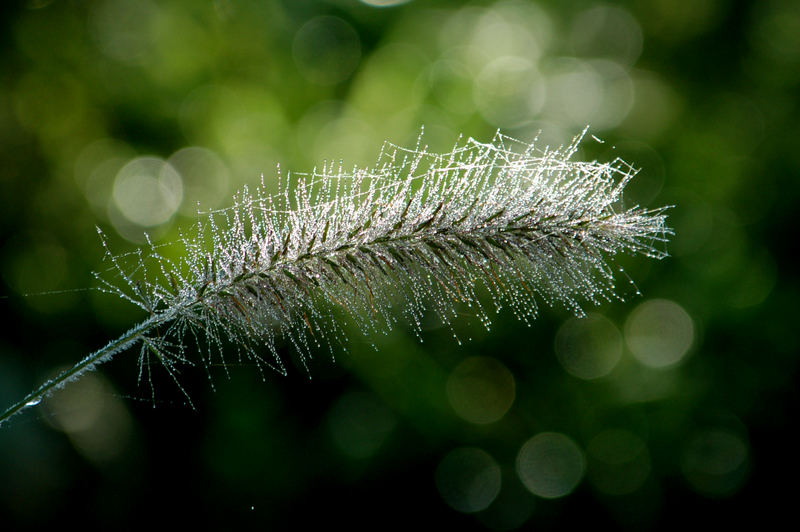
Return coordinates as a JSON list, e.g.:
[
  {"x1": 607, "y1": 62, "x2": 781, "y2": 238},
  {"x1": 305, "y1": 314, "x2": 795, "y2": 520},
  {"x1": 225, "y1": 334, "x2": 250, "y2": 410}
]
[
  {"x1": 43, "y1": 369, "x2": 134, "y2": 465},
  {"x1": 543, "y1": 58, "x2": 633, "y2": 130},
  {"x1": 555, "y1": 313, "x2": 623, "y2": 380},
  {"x1": 473, "y1": 56, "x2": 545, "y2": 128},
  {"x1": 89, "y1": 0, "x2": 158, "y2": 64},
  {"x1": 112, "y1": 156, "x2": 183, "y2": 227},
  {"x1": 293, "y1": 16, "x2": 361, "y2": 86},
  {"x1": 569, "y1": 5, "x2": 643, "y2": 66},
  {"x1": 625, "y1": 299, "x2": 694, "y2": 368},
  {"x1": 446, "y1": 356, "x2": 516, "y2": 424},
  {"x1": 681, "y1": 429, "x2": 749, "y2": 497},
  {"x1": 517, "y1": 432, "x2": 585, "y2": 499},
  {"x1": 587, "y1": 429, "x2": 651, "y2": 495},
  {"x1": 436, "y1": 447, "x2": 502, "y2": 513},
  {"x1": 168, "y1": 147, "x2": 229, "y2": 215},
  {"x1": 327, "y1": 391, "x2": 397, "y2": 460}
]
